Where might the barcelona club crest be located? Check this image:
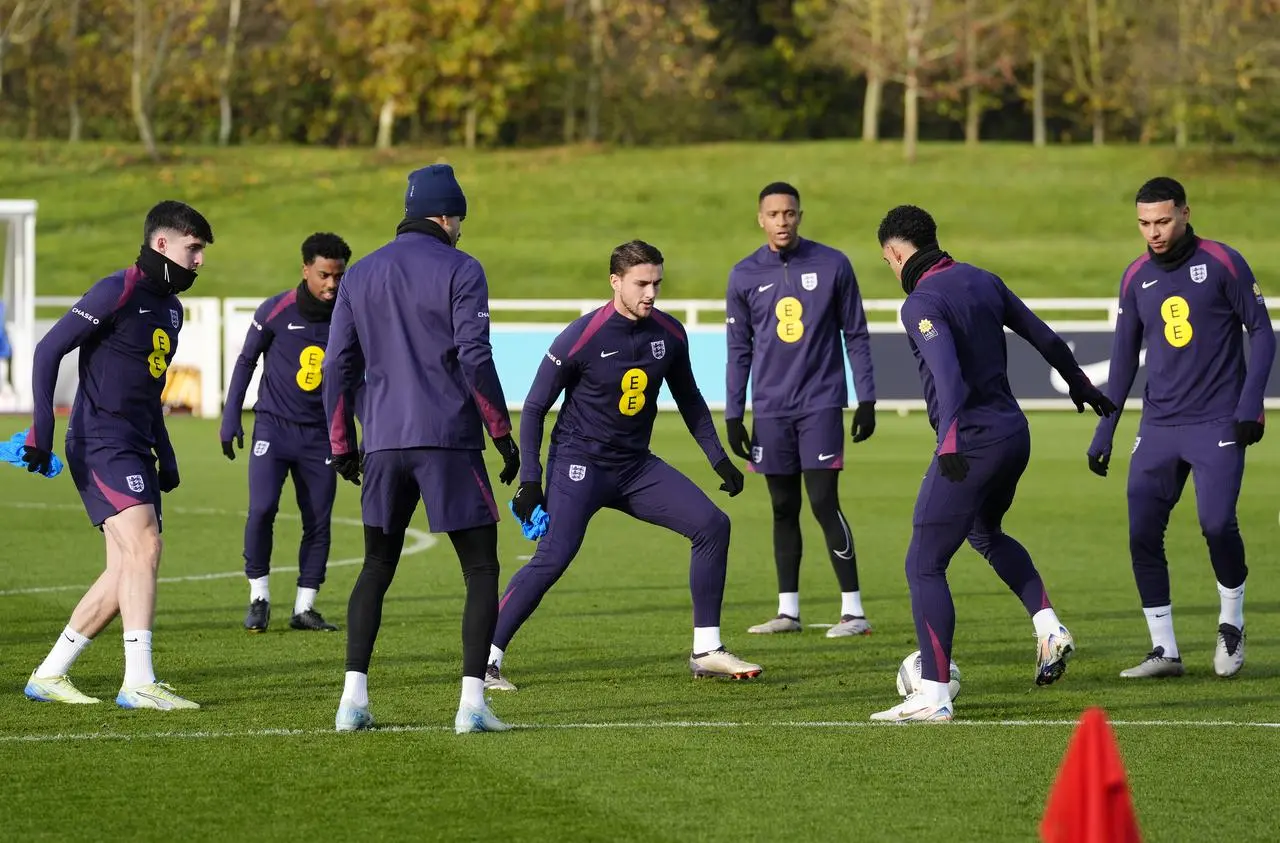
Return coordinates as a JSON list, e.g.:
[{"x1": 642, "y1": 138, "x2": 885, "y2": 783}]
[
  {"x1": 170, "y1": 308, "x2": 181, "y2": 329},
  {"x1": 1189, "y1": 264, "x2": 1208, "y2": 283},
  {"x1": 650, "y1": 340, "x2": 666, "y2": 360}
]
